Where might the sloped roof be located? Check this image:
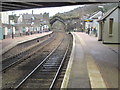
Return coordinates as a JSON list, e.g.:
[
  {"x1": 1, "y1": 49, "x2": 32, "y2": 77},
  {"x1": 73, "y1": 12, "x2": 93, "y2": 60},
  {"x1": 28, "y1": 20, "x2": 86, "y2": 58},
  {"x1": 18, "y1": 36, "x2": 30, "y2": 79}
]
[
  {"x1": 88, "y1": 11, "x2": 99, "y2": 18},
  {"x1": 98, "y1": 5, "x2": 120, "y2": 21},
  {"x1": 33, "y1": 14, "x2": 43, "y2": 19},
  {"x1": 23, "y1": 14, "x2": 33, "y2": 20},
  {"x1": 89, "y1": 11, "x2": 102, "y2": 19}
]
